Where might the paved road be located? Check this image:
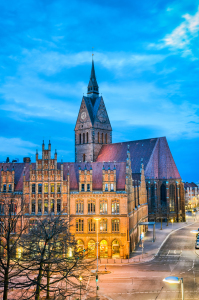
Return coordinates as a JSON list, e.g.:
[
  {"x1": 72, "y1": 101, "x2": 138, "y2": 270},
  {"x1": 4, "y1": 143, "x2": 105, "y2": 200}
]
[{"x1": 94, "y1": 221, "x2": 199, "y2": 300}]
